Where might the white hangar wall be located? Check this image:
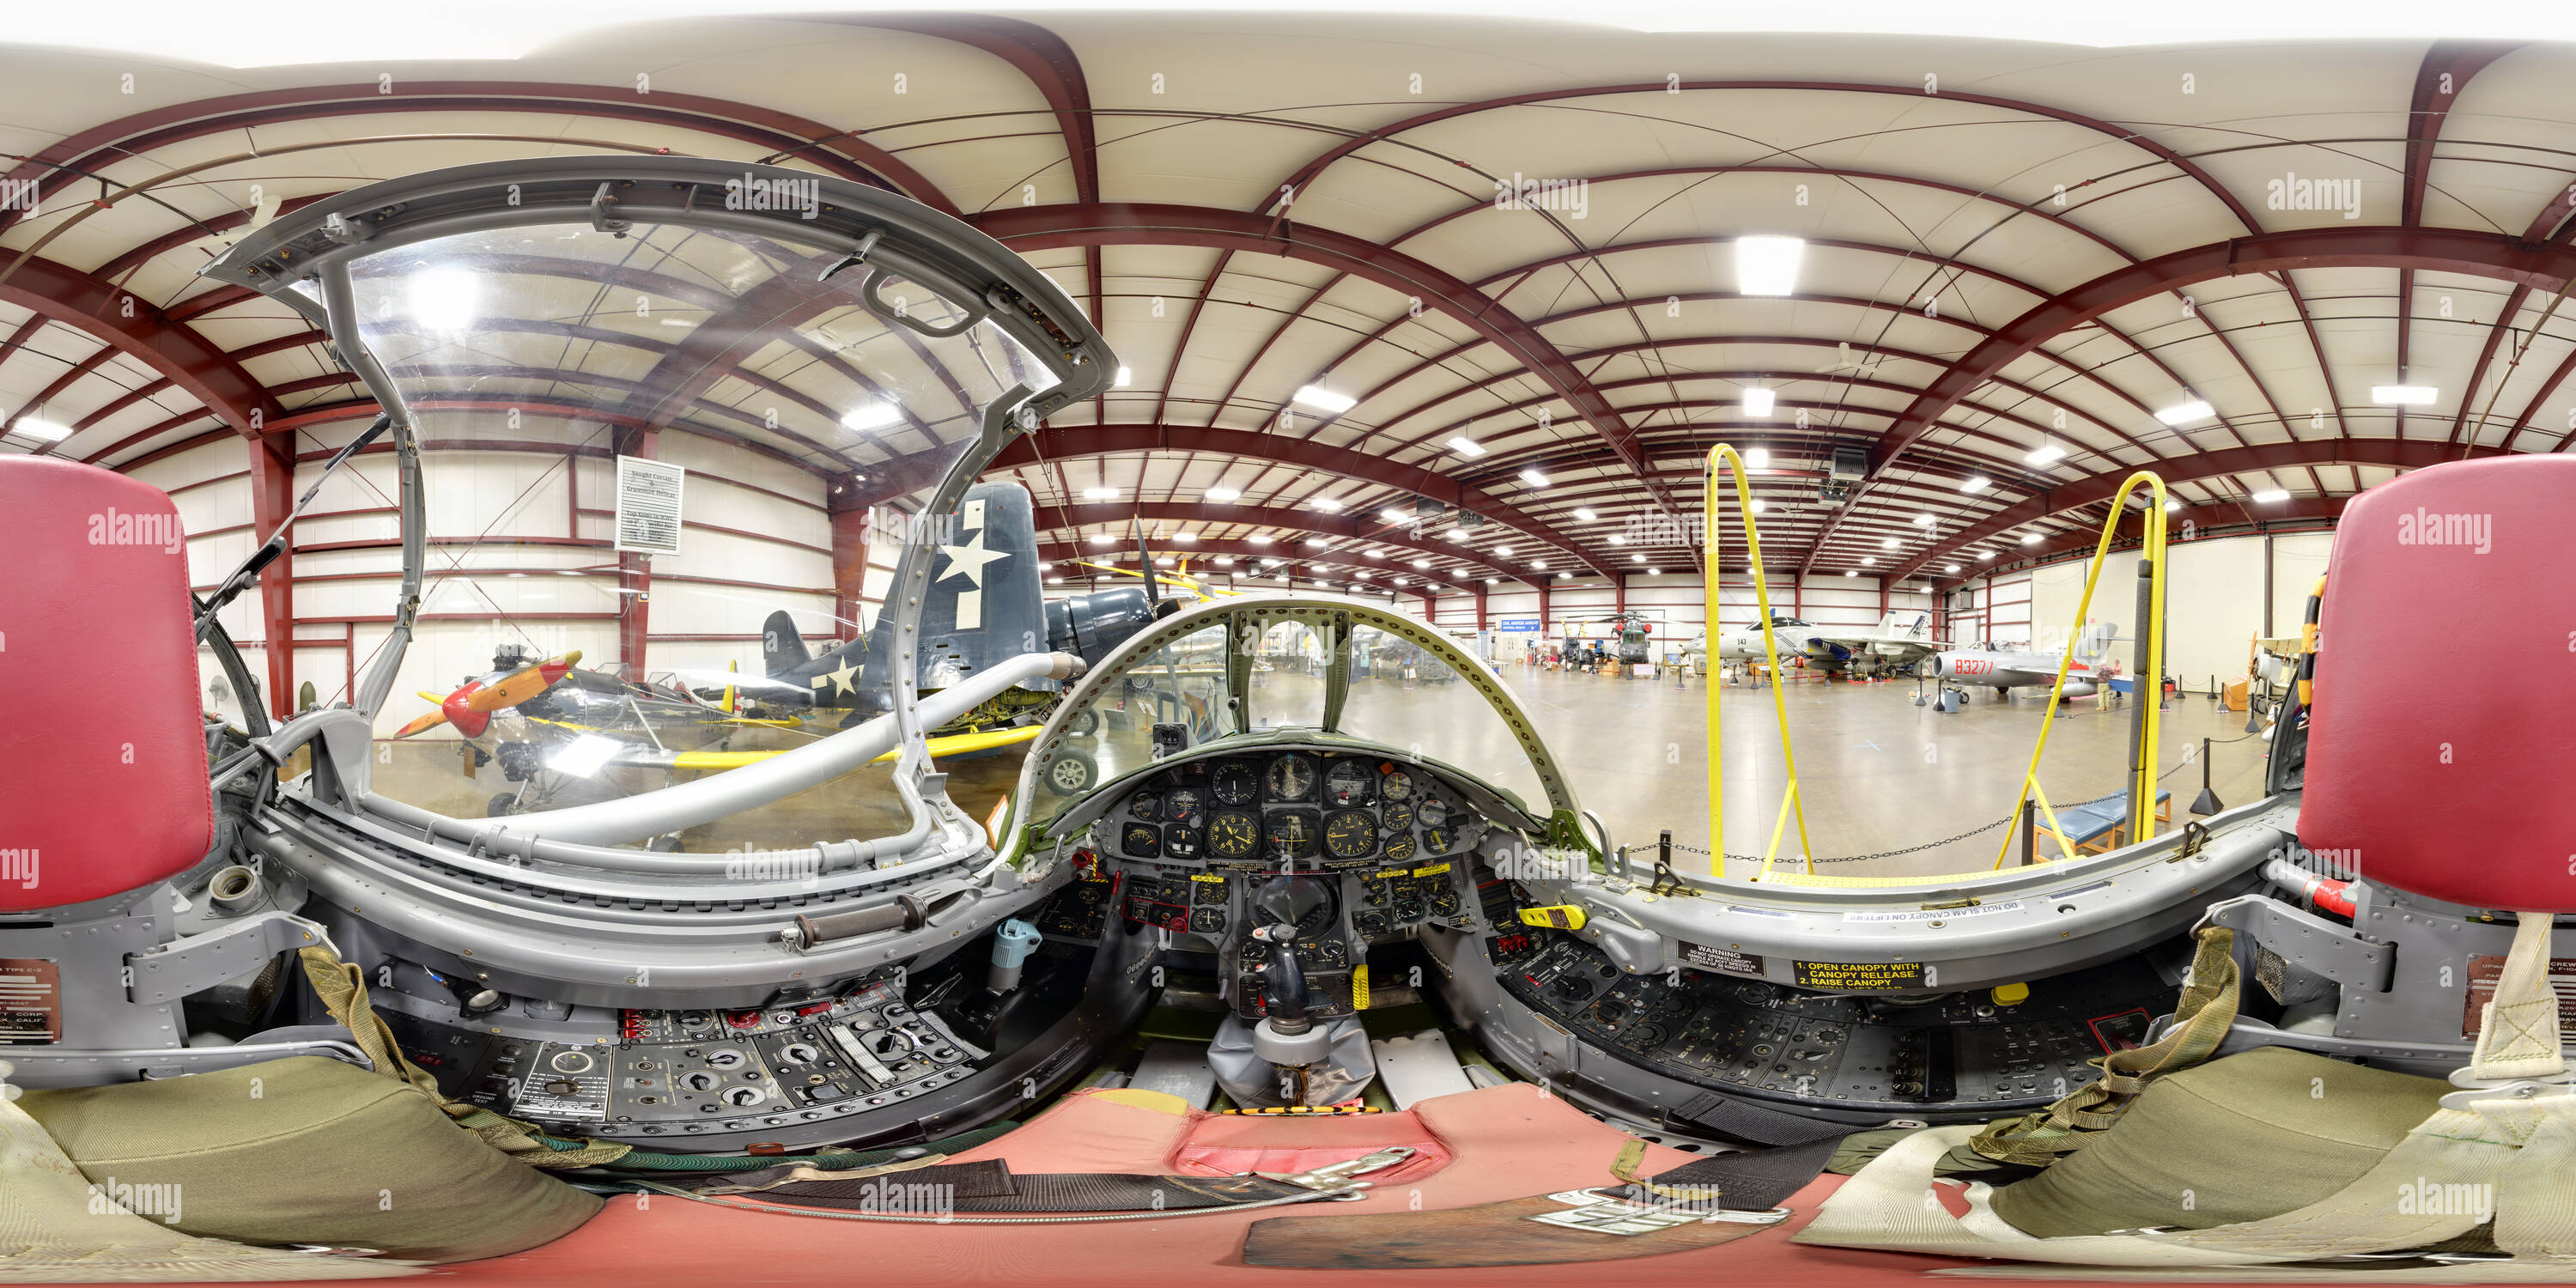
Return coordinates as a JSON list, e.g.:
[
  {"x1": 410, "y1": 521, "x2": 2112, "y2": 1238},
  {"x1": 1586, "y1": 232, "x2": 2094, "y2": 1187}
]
[{"x1": 153, "y1": 410, "x2": 854, "y2": 738}]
